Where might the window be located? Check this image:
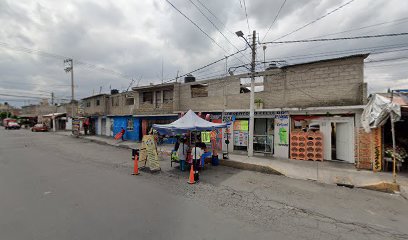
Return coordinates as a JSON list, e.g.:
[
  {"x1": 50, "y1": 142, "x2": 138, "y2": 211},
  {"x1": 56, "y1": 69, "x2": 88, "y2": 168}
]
[
  {"x1": 125, "y1": 97, "x2": 134, "y2": 105},
  {"x1": 143, "y1": 92, "x2": 153, "y2": 104},
  {"x1": 240, "y1": 76, "x2": 264, "y2": 93},
  {"x1": 163, "y1": 90, "x2": 173, "y2": 103},
  {"x1": 127, "y1": 118, "x2": 134, "y2": 131},
  {"x1": 86, "y1": 101, "x2": 91, "y2": 107},
  {"x1": 155, "y1": 91, "x2": 162, "y2": 108},
  {"x1": 96, "y1": 99, "x2": 100, "y2": 106},
  {"x1": 191, "y1": 84, "x2": 208, "y2": 98}
]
